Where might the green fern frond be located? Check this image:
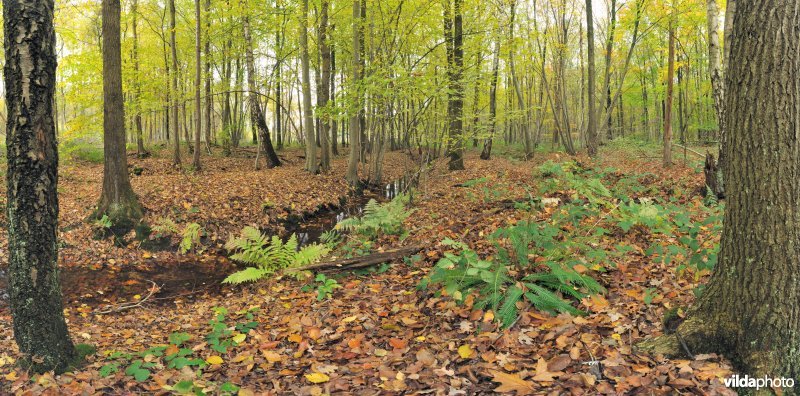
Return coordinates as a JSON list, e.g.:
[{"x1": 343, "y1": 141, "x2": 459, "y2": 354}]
[{"x1": 223, "y1": 267, "x2": 269, "y2": 284}]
